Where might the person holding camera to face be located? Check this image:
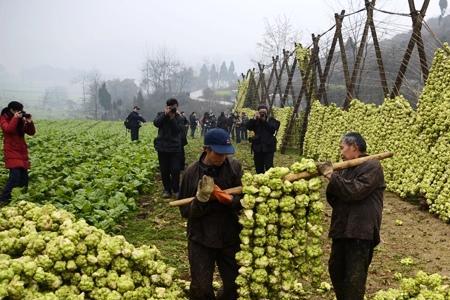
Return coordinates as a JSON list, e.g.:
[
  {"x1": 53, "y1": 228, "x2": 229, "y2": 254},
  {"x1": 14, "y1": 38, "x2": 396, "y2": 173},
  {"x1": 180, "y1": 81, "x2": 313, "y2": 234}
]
[
  {"x1": 0, "y1": 101, "x2": 36, "y2": 205},
  {"x1": 153, "y1": 98, "x2": 186, "y2": 198},
  {"x1": 246, "y1": 104, "x2": 280, "y2": 174}
]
